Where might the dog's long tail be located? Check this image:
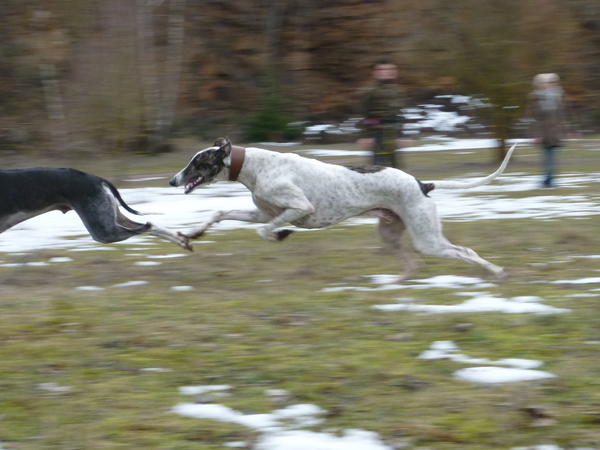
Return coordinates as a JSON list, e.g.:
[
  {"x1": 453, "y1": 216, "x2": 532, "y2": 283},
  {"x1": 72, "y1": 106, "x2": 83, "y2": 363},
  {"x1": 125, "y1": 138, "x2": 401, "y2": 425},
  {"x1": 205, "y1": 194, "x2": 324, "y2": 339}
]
[
  {"x1": 429, "y1": 143, "x2": 517, "y2": 190},
  {"x1": 101, "y1": 180, "x2": 143, "y2": 215}
]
